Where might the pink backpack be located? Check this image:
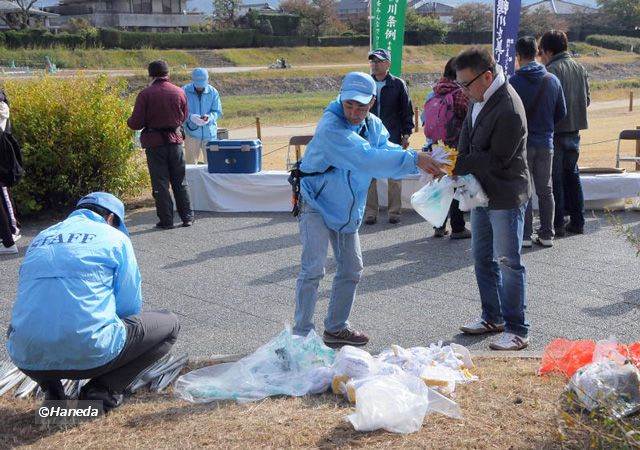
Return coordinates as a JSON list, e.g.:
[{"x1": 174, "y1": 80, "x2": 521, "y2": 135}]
[{"x1": 423, "y1": 91, "x2": 455, "y2": 143}]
